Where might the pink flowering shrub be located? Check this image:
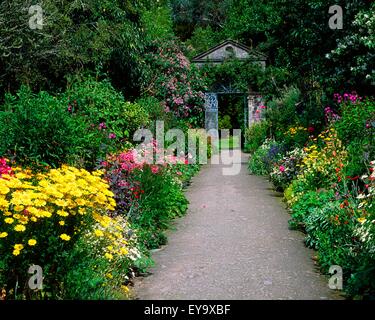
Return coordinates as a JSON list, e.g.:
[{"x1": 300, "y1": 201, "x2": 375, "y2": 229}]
[
  {"x1": 99, "y1": 141, "x2": 188, "y2": 217},
  {"x1": 98, "y1": 141, "x2": 199, "y2": 249},
  {"x1": 143, "y1": 40, "x2": 206, "y2": 126}
]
